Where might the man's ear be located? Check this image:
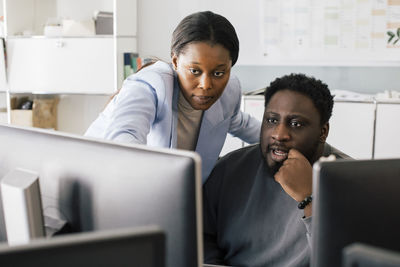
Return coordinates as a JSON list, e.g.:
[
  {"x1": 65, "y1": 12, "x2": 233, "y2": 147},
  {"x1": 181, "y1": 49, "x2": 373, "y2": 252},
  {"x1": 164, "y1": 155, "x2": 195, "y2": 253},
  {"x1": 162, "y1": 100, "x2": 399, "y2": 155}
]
[
  {"x1": 171, "y1": 55, "x2": 178, "y2": 70},
  {"x1": 320, "y1": 123, "x2": 329, "y2": 143}
]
